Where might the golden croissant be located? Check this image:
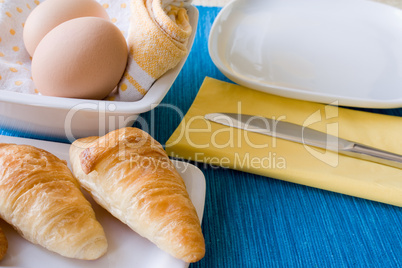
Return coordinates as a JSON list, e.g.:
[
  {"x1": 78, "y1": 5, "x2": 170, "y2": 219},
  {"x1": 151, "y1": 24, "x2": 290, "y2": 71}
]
[
  {"x1": 69, "y1": 127, "x2": 205, "y2": 263},
  {"x1": 0, "y1": 143, "x2": 107, "y2": 260}
]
